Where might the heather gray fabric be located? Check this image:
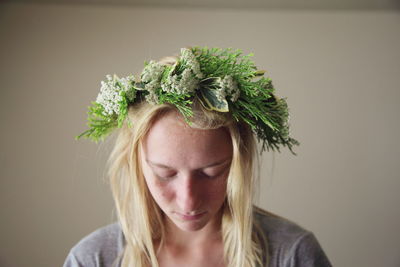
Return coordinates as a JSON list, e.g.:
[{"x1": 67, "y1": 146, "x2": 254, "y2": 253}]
[{"x1": 63, "y1": 209, "x2": 332, "y2": 267}]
